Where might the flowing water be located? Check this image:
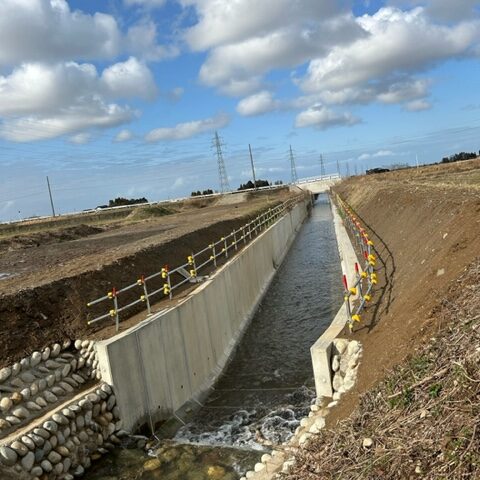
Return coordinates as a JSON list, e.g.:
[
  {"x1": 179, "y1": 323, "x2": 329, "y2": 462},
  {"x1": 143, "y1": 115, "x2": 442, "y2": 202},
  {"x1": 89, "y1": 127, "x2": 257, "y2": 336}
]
[{"x1": 88, "y1": 195, "x2": 343, "y2": 479}]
